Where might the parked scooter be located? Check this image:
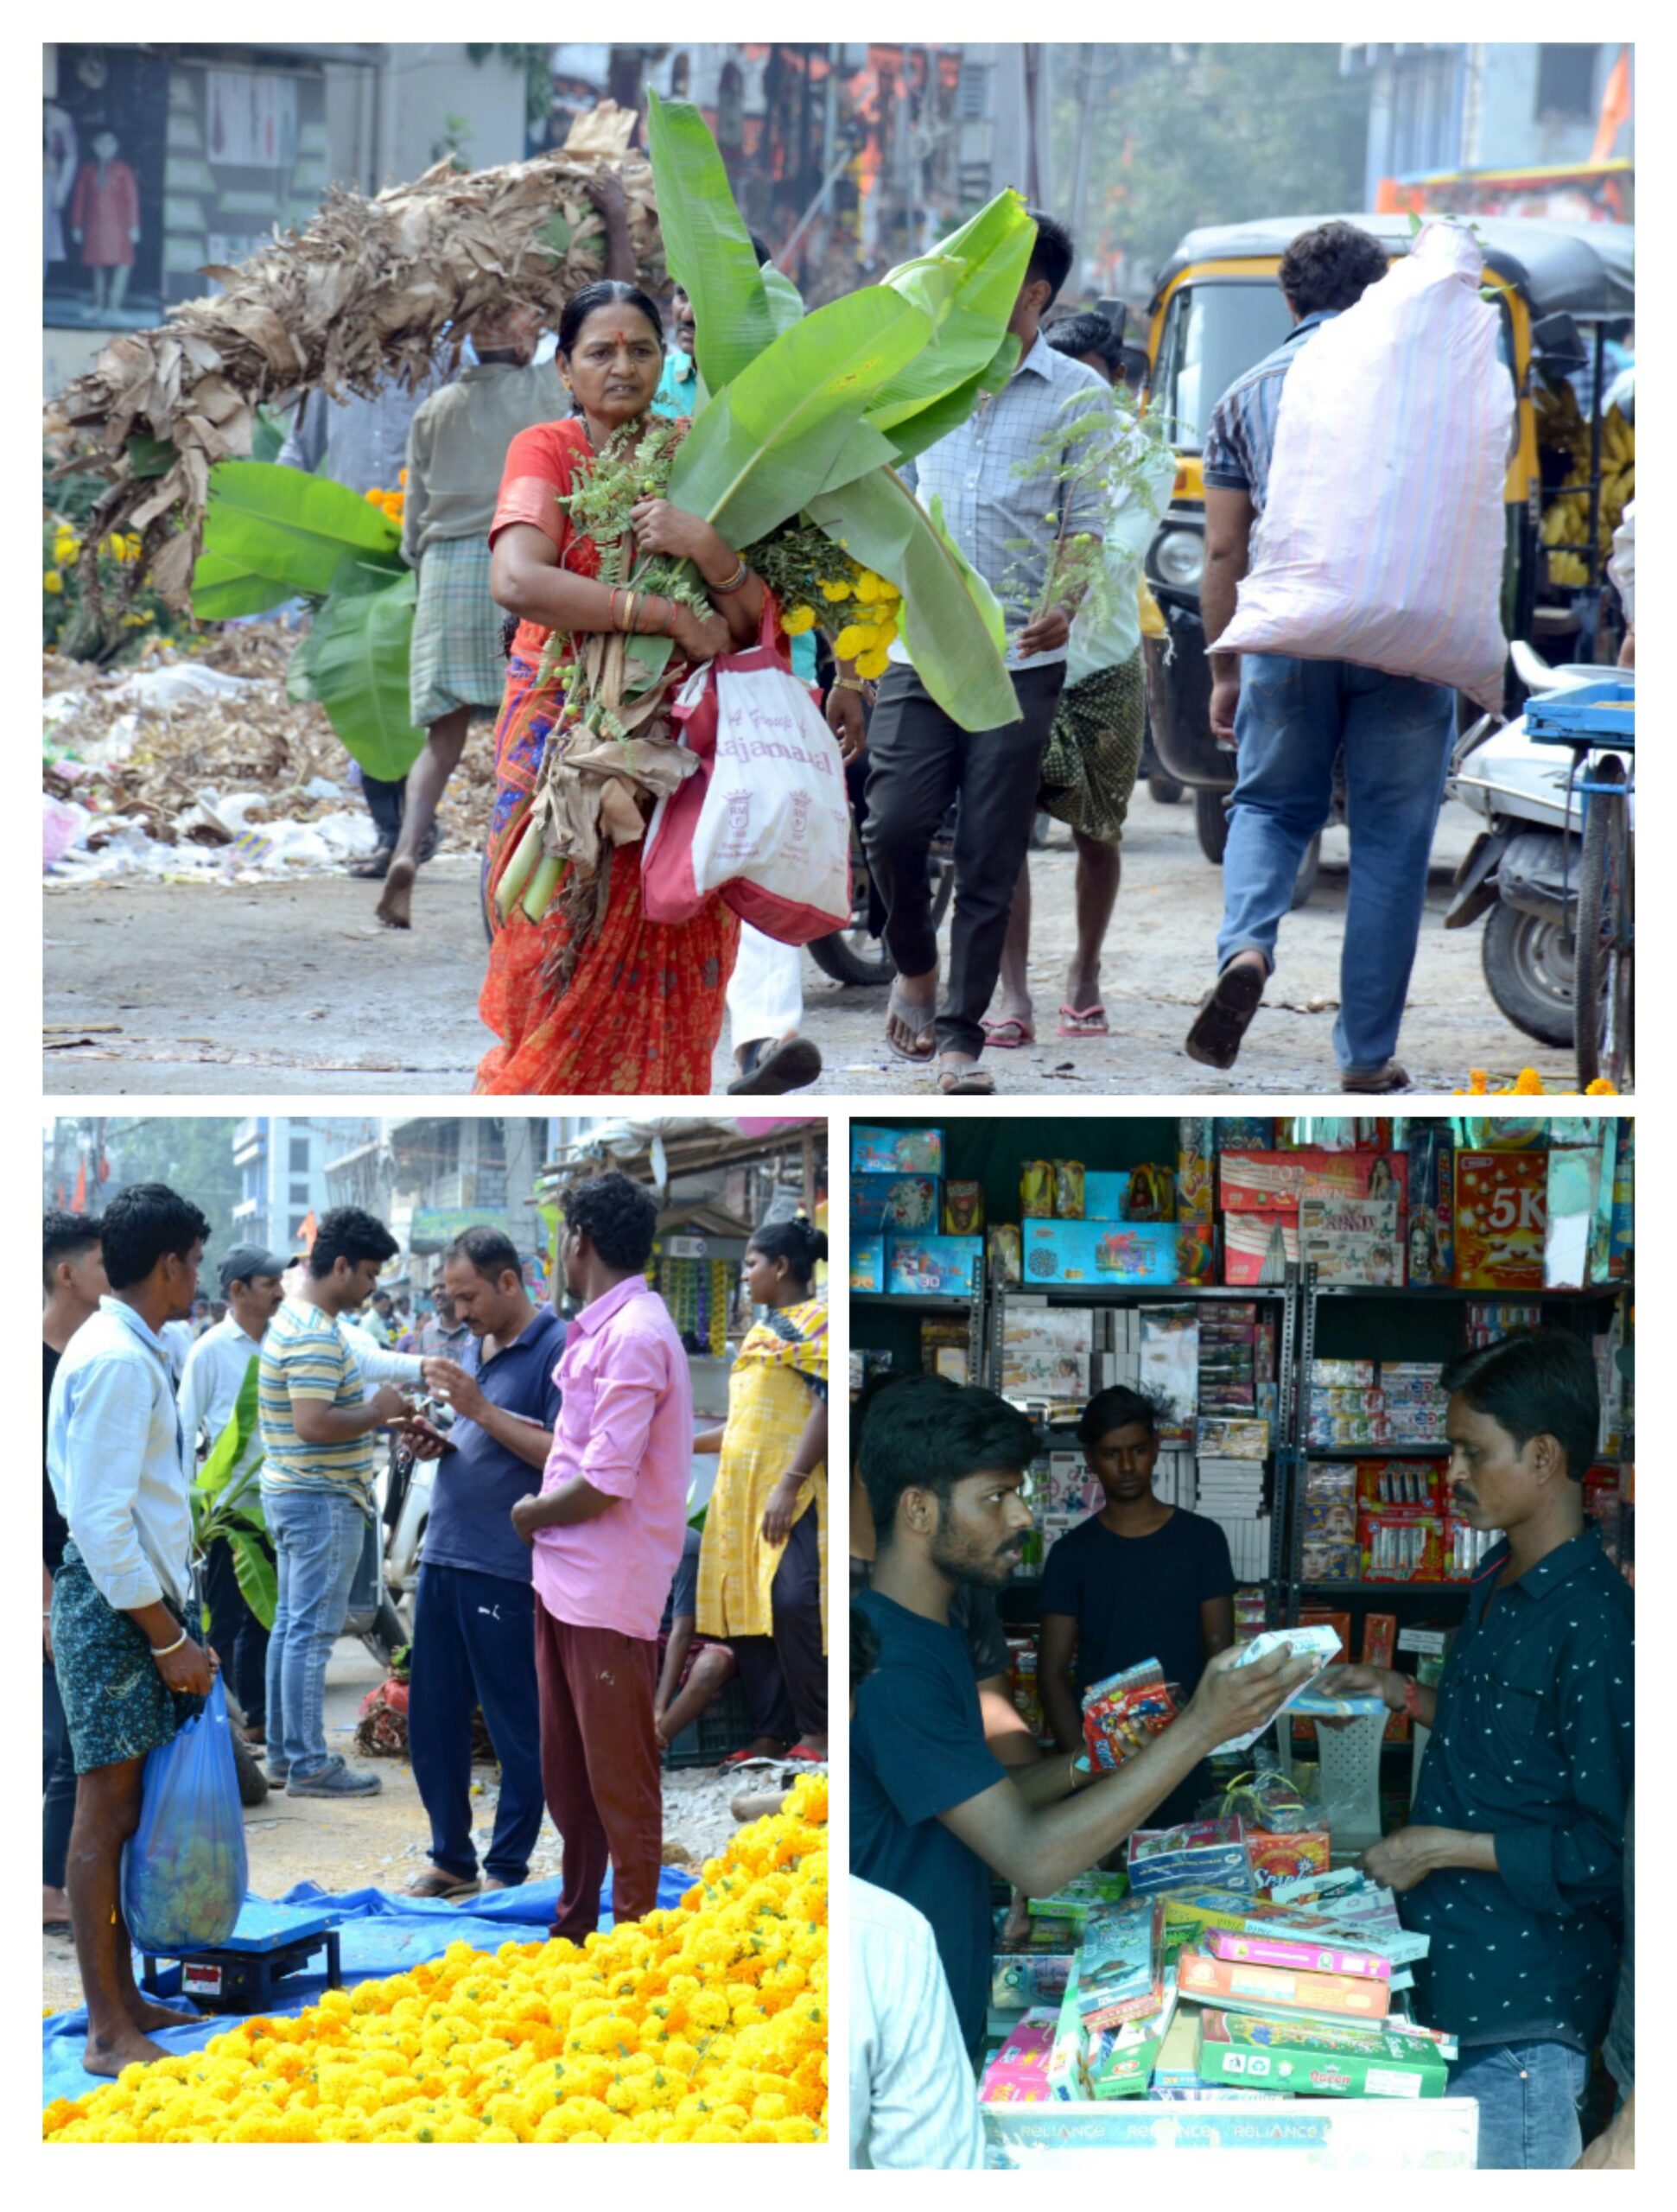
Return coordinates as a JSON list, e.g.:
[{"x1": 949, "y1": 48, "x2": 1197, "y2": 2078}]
[{"x1": 1444, "y1": 645, "x2": 1619, "y2": 1048}]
